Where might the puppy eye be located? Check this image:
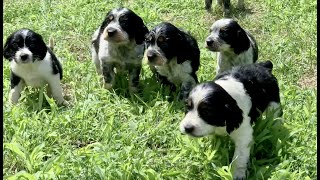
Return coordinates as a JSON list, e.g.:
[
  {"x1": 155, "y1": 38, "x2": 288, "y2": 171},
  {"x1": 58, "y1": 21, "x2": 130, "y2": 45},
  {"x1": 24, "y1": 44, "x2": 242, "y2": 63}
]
[
  {"x1": 219, "y1": 29, "x2": 227, "y2": 36},
  {"x1": 108, "y1": 15, "x2": 114, "y2": 21},
  {"x1": 12, "y1": 43, "x2": 18, "y2": 48},
  {"x1": 157, "y1": 36, "x2": 166, "y2": 43},
  {"x1": 121, "y1": 15, "x2": 128, "y2": 21}
]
